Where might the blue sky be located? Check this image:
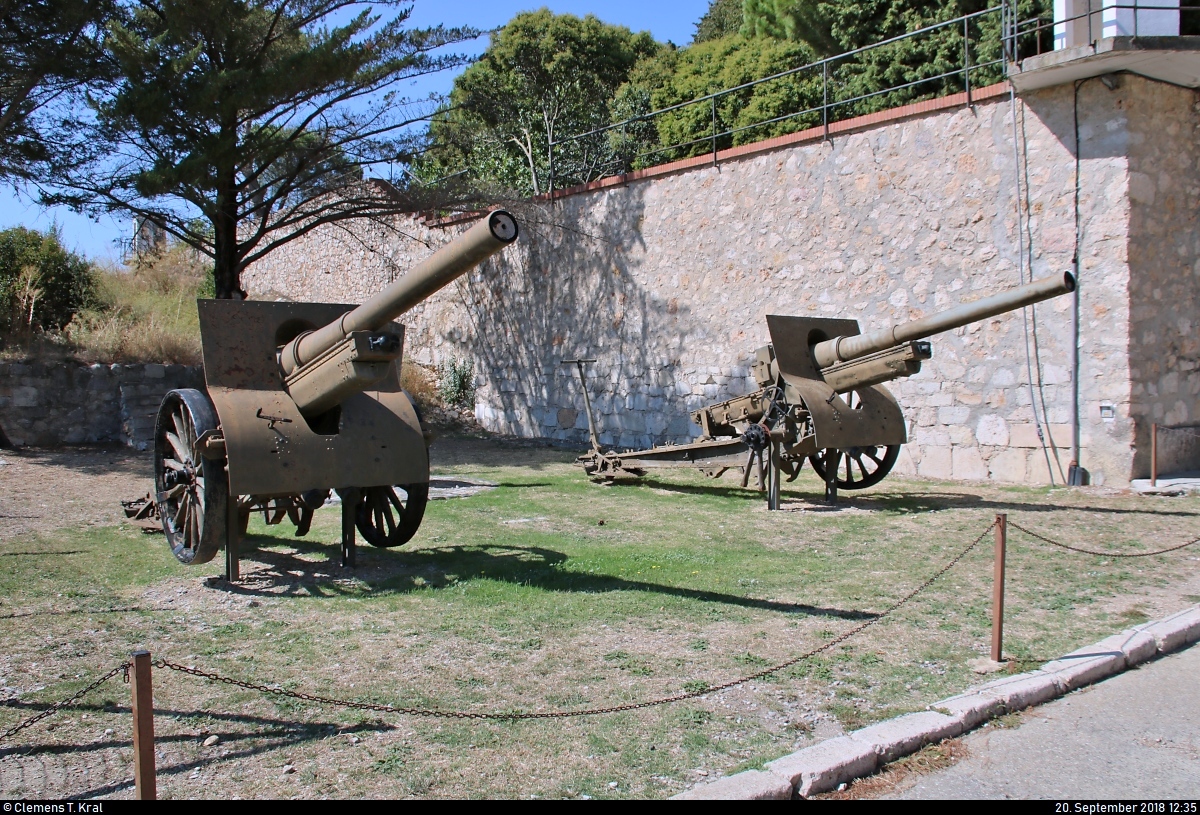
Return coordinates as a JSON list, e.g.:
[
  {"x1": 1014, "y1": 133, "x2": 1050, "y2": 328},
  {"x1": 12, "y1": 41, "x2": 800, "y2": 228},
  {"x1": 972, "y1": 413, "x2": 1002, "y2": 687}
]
[{"x1": 0, "y1": 1, "x2": 711, "y2": 262}]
